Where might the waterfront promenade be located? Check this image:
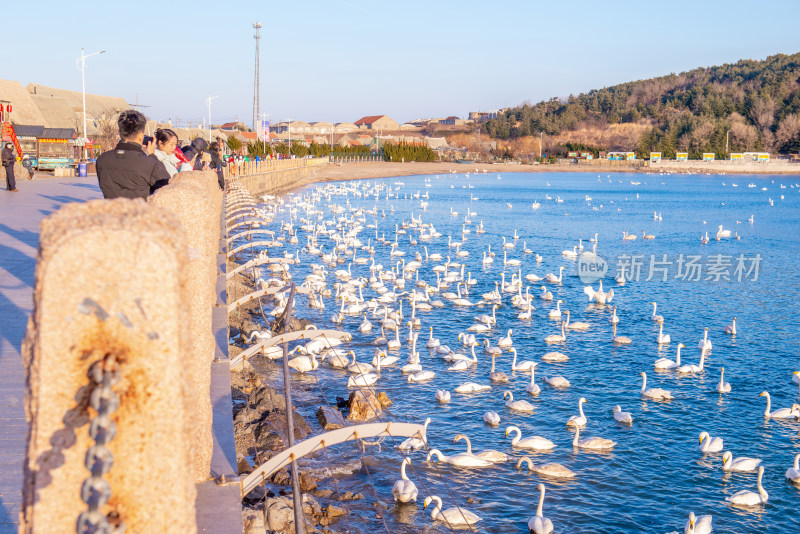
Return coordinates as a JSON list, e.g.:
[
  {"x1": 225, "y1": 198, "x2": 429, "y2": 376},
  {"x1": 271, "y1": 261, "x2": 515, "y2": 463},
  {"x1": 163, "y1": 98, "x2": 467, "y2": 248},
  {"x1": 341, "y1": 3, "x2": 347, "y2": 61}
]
[
  {"x1": 0, "y1": 177, "x2": 102, "y2": 531},
  {"x1": 0, "y1": 177, "x2": 241, "y2": 533}
]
